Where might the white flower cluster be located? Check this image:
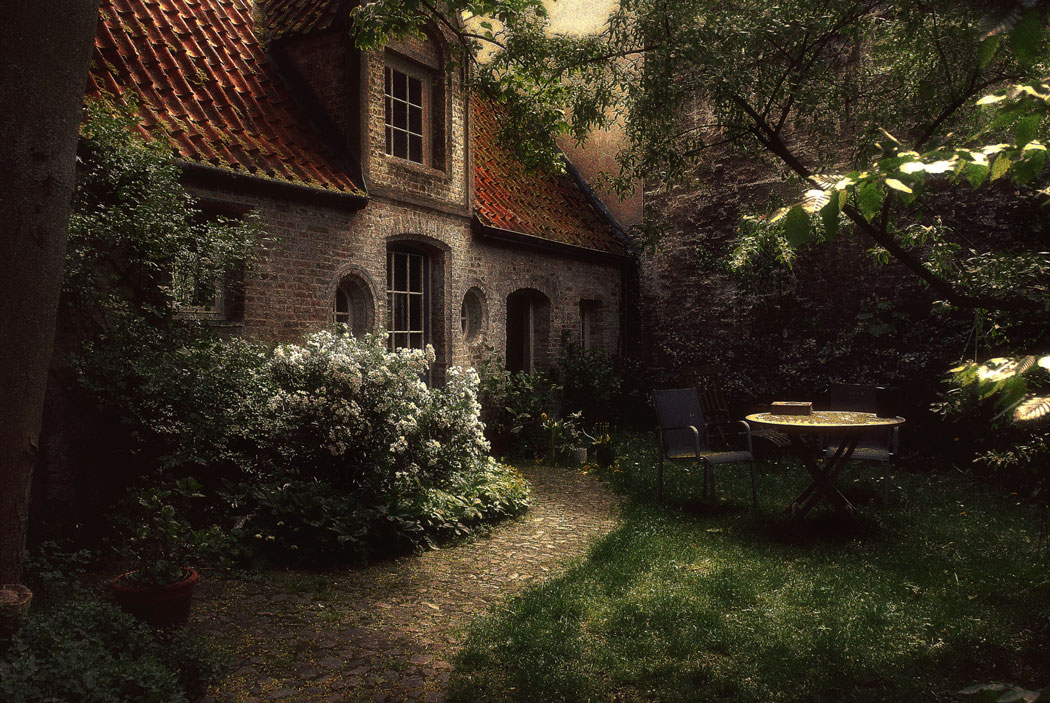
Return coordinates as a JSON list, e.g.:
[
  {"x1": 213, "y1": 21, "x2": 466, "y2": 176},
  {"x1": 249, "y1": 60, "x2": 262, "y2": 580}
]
[{"x1": 258, "y1": 331, "x2": 491, "y2": 488}]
